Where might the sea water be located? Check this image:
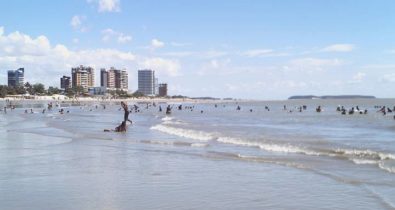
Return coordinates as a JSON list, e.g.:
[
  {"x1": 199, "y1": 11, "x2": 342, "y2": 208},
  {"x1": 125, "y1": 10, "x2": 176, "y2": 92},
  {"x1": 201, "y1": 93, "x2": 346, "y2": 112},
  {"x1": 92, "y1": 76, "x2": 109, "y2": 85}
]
[{"x1": 0, "y1": 99, "x2": 394, "y2": 209}]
